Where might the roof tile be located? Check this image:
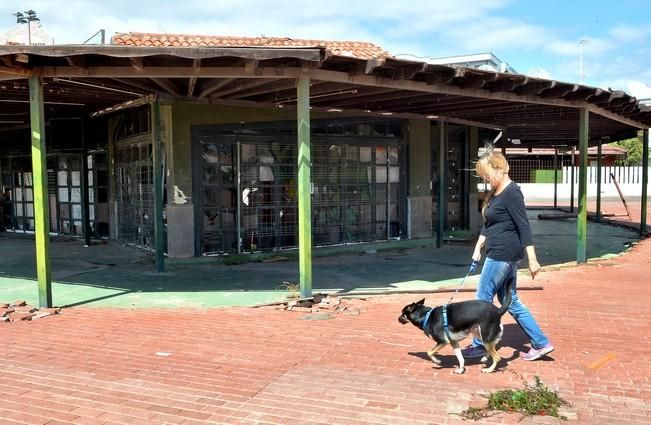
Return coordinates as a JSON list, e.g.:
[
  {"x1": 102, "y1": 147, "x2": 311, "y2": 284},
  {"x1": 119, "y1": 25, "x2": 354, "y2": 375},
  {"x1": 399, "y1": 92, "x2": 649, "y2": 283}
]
[{"x1": 112, "y1": 32, "x2": 390, "y2": 59}]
